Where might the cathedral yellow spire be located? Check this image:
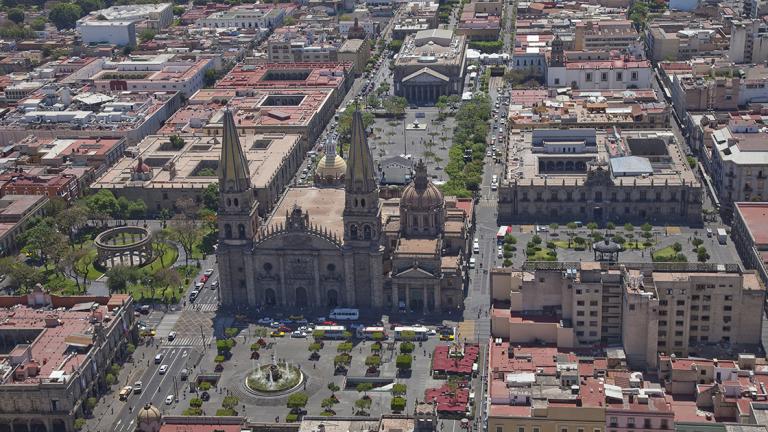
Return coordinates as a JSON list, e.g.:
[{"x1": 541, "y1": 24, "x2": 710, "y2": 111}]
[
  {"x1": 345, "y1": 103, "x2": 377, "y2": 193},
  {"x1": 218, "y1": 109, "x2": 251, "y2": 193}
]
